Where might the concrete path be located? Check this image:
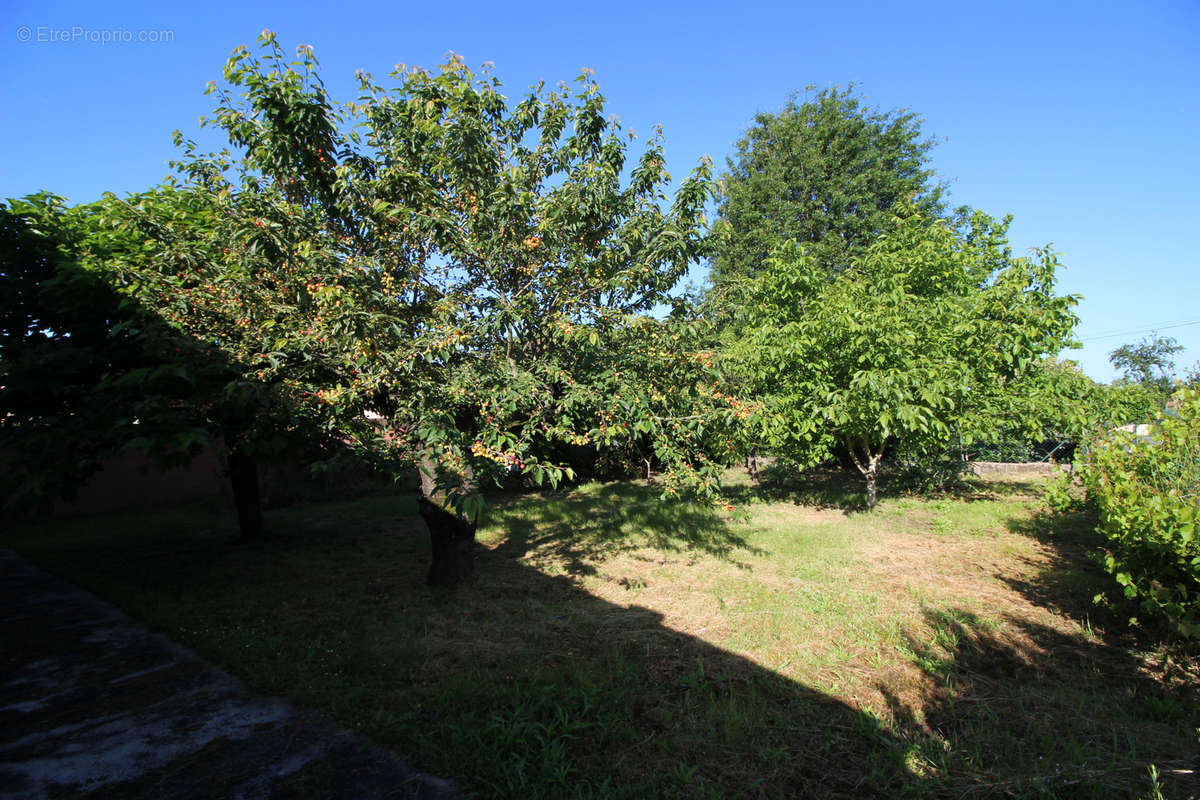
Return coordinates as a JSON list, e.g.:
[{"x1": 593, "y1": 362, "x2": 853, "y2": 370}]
[{"x1": 0, "y1": 549, "x2": 462, "y2": 799}]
